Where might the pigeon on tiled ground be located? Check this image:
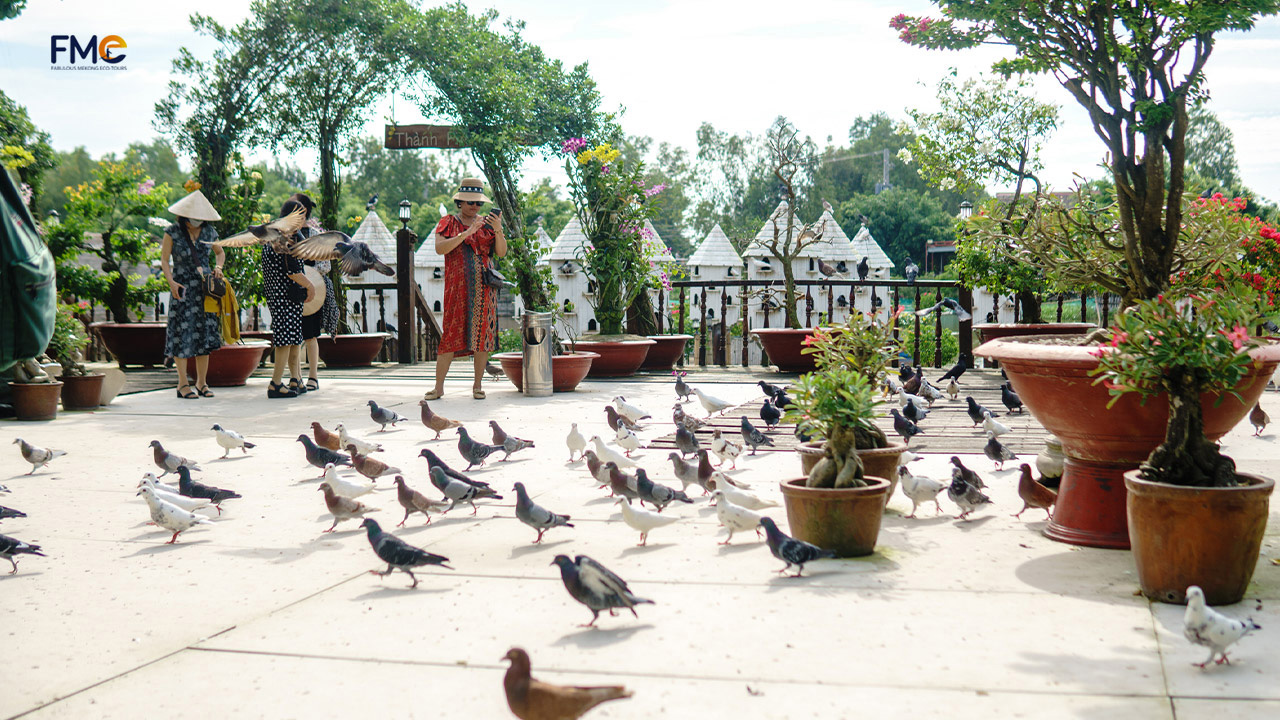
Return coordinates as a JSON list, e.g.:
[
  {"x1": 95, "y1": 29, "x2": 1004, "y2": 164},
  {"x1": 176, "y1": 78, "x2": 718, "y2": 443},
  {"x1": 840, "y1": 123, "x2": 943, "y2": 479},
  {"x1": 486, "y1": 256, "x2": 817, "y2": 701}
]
[
  {"x1": 484, "y1": 361, "x2": 504, "y2": 379},
  {"x1": 606, "y1": 463, "x2": 640, "y2": 503},
  {"x1": 336, "y1": 424, "x2": 383, "y2": 455},
  {"x1": 392, "y1": 475, "x2": 446, "y2": 526},
  {"x1": 210, "y1": 424, "x2": 255, "y2": 458},
  {"x1": 903, "y1": 399, "x2": 928, "y2": 424},
  {"x1": 772, "y1": 391, "x2": 793, "y2": 410},
  {"x1": 966, "y1": 396, "x2": 999, "y2": 427},
  {"x1": 150, "y1": 440, "x2": 201, "y2": 476},
  {"x1": 903, "y1": 367, "x2": 924, "y2": 395},
  {"x1": 0, "y1": 533, "x2": 45, "y2": 574},
  {"x1": 605, "y1": 405, "x2": 638, "y2": 432},
  {"x1": 1184, "y1": 585, "x2": 1262, "y2": 668},
  {"x1": 675, "y1": 424, "x2": 700, "y2": 457},
  {"x1": 177, "y1": 466, "x2": 239, "y2": 513},
  {"x1": 918, "y1": 380, "x2": 945, "y2": 405},
  {"x1": 740, "y1": 416, "x2": 774, "y2": 454},
  {"x1": 501, "y1": 647, "x2": 631, "y2": 720},
  {"x1": 491, "y1": 421, "x2": 535, "y2": 461},
  {"x1": 551, "y1": 554, "x2": 653, "y2": 627},
  {"x1": 310, "y1": 422, "x2": 342, "y2": 451},
  {"x1": 614, "y1": 424, "x2": 641, "y2": 457},
  {"x1": 948, "y1": 471, "x2": 993, "y2": 520},
  {"x1": 984, "y1": 435, "x2": 1017, "y2": 471},
  {"x1": 297, "y1": 434, "x2": 351, "y2": 472},
  {"x1": 949, "y1": 456, "x2": 986, "y2": 488},
  {"x1": 348, "y1": 446, "x2": 400, "y2": 480},
  {"x1": 457, "y1": 426, "x2": 503, "y2": 470},
  {"x1": 1250, "y1": 402, "x2": 1269, "y2": 436},
  {"x1": 983, "y1": 411, "x2": 1010, "y2": 438},
  {"x1": 1013, "y1": 463, "x2": 1056, "y2": 520},
  {"x1": 635, "y1": 469, "x2": 691, "y2": 512},
  {"x1": 890, "y1": 409, "x2": 923, "y2": 444},
  {"x1": 420, "y1": 400, "x2": 463, "y2": 440},
  {"x1": 615, "y1": 497, "x2": 677, "y2": 546},
  {"x1": 693, "y1": 387, "x2": 733, "y2": 416},
  {"x1": 708, "y1": 476, "x2": 777, "y2": 510},
  {"x1": 672, "y1": 404, "x2": 704, "y2": 433},
  {"x1": 318, "y1": 481, "x2": 378, "y2": 532},
  {"x1": 668, "y1": 452, "x2": 701, "y2": 494},
  {"x1": 588, "y1": 436, "x2": 636, "y2": 468},
  {"x1": 14, "y1": 438, "x2": 64, "y2": 475},
  {"x1": 322, "y1": 464, "x2": 376, "y2": 499},
  {"x1": 139, "y1": 472, "x2": 179, "y2": 494},
  {"x1": 711, "y1": 492, "x2": 764, "y2": 545},
  {"x1": 696, "y1": 449, "x2": 731, "y2": 493},
  {"x1": 1001, "y1": 382, "x2": 1024, "y2": 413},
  {"x1": 938, "y1": 353, "x2": 973, "y2": 383},
  {"x1": 898, "y1": 466, "x2": 946, "y2": 518},
  {"x1": 582, "y1": 450, "x2": 604, "y2": 485},
  {"x1": 514, "y1": 481, "x2": 573, "y2": 544},
  {"x1": 674, "y1": 371, "x2": 692, "y2": 401},
  {"x1": 138, "y1": 486, "x2": 213, "y2": 544},
  {"x1": 946, "y1": 378, "x2": 960, "y2": 400},
  {"x1": 360, "y1": 518, "x2": 452, "y2": 588},
  {"x1": 757, "y1": 380, "x2": 784, "y2": 398},
  {"x1": 759, "y1": 516, "x2": 835, "y2": 577},
  {"x1": 710, "y1": 429, "x2": 743, "y2": 469},
  {"x1": 0, "y1": 504, "x2": 27, "y2": 521},
  {"x1": 367, "y1": 400, "x2": 407, "y2": 431},
  {"x1": 612, "y1": 396, "x2": 651, "y2": 424},
  {"x1": 138, "y1": 476, "x2": 211, "y2": 513},
  {"x1": 760, "y1": 398, "x2": 781, "y2": 430},
  {"x1": 565, "y1": 423, "x2": 587, "y2": 462},
  {"x1": 419, "y1": 448, "x2": 485, "y2": 487},
  {"x1": 429, "y1": 466, "x2": 501, "y2": 514}
]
